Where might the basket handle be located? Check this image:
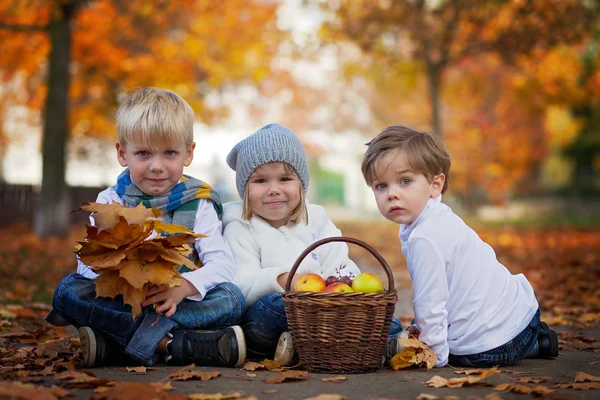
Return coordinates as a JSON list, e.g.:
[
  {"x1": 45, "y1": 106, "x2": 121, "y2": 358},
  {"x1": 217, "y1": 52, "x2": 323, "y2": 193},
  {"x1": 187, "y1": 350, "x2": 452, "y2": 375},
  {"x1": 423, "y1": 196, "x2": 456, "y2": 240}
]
[{"x1": 284, "y1": 236, "x2": 395, "y2": 293}]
